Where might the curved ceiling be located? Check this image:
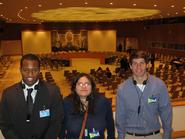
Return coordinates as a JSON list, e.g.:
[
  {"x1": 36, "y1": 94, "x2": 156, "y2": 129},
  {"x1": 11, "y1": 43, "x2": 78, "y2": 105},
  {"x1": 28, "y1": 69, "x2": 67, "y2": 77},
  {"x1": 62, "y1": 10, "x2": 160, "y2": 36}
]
[
  {"x1": 0, "y1": 0, "x2": 185, "y2": 23},
  {"x1": 32, "y1": 7, "x2": 160, "y2": 22}
]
